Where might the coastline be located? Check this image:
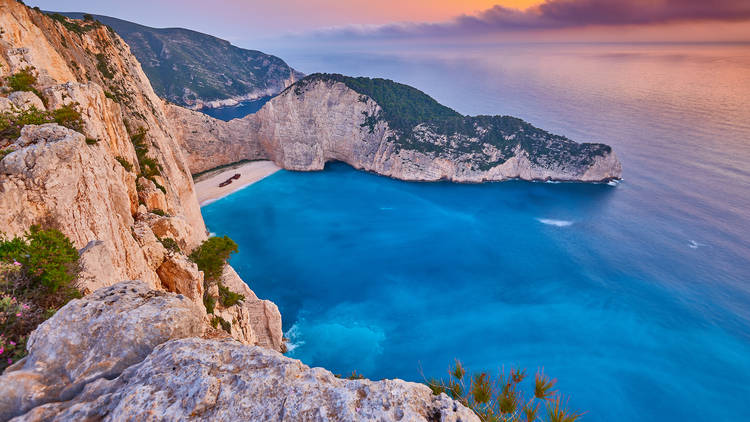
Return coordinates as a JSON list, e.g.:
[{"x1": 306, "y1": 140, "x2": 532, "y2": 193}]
[{"x1": 193, "y1": 160, "x2": 281, "y2": 205}]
